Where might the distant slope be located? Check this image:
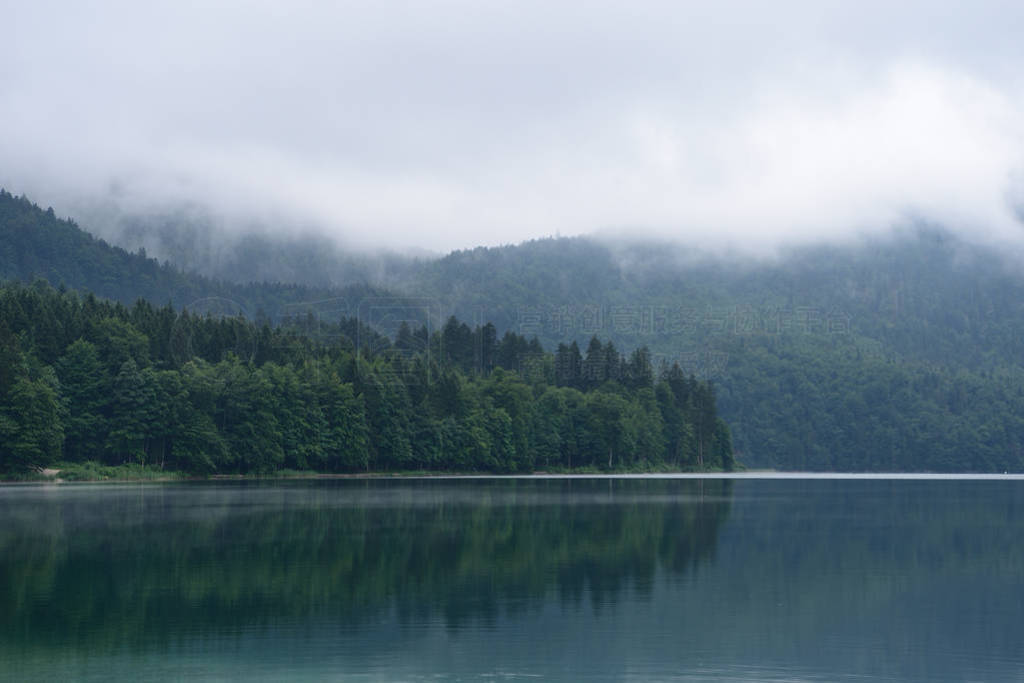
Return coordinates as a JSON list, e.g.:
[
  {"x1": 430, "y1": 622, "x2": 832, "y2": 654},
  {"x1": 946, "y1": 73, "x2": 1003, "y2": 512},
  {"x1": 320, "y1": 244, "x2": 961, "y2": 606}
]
[
  {"x1": 0, "y1": 189, "x2": 384, "y2": 319},
  {"x1": 398, "y1": 233, "x2": 1024, "y2": 471},
  {"x1": 409, "y1": 232, "x2": 1024, "y2": 373},
  {"x1": 82, "y1": 205, "x2": 424, "y2": 290}
]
